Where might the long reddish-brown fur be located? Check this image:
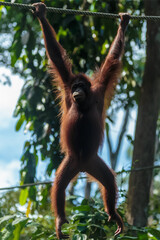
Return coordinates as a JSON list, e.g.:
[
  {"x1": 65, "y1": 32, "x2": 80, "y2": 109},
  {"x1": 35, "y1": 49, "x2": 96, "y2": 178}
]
[{"x1": 33, "y1": 3, "x2": 130, "y2": 239}]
